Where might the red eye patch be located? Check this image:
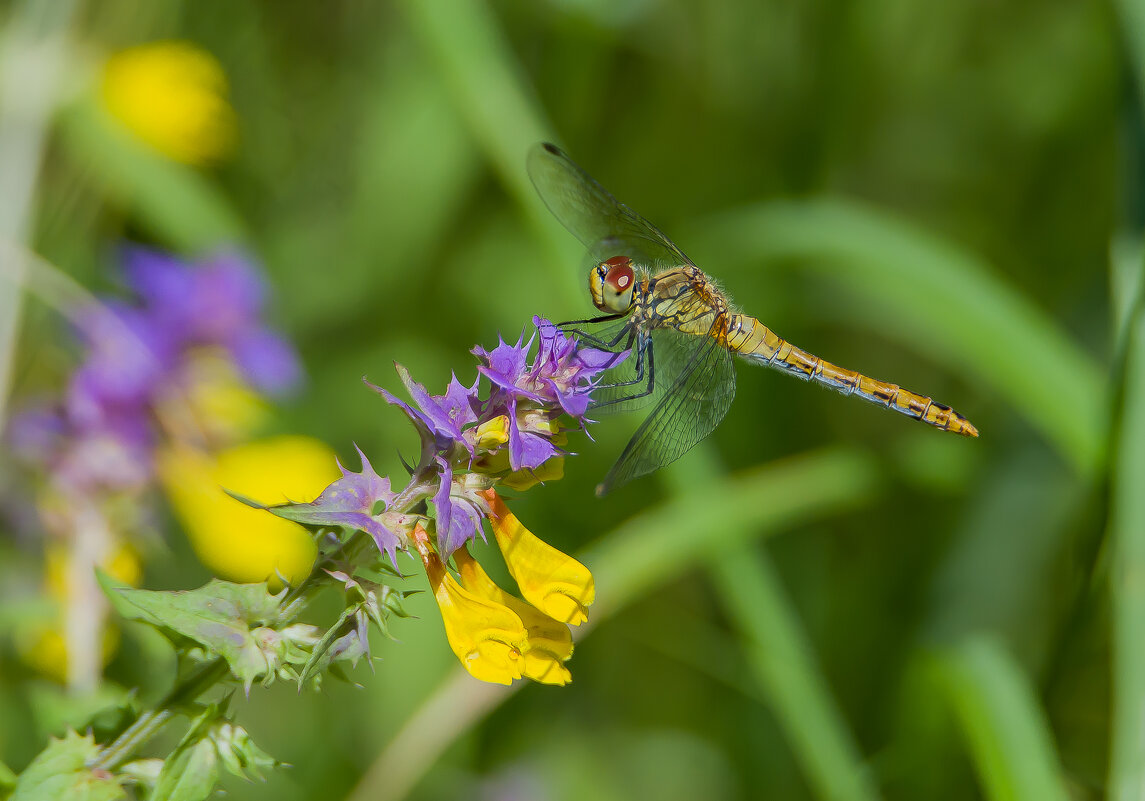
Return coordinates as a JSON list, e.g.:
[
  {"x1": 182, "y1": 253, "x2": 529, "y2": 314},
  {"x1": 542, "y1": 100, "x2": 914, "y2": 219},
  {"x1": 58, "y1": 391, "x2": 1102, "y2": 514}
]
[{"x1": 603, "y1": 256, "x2": 634, "y2": 293}]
